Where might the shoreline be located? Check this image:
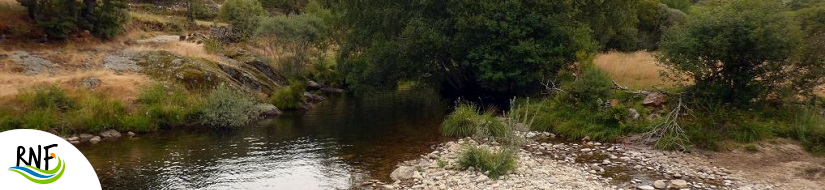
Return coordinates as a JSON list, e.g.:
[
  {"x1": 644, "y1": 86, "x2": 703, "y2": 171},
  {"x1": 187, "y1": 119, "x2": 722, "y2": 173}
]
[{"x1": 376, "y1": 131, "x2": 815, "y2": 190}]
